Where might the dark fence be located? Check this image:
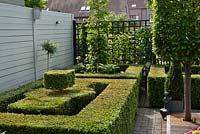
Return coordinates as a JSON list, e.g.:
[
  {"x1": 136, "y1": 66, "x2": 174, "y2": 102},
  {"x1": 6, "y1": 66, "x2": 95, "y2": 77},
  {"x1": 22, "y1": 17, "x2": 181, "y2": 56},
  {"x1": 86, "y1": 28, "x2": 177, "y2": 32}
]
[{"x1": 74, "y1": 20, "x2": 166, "y2": 65}]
